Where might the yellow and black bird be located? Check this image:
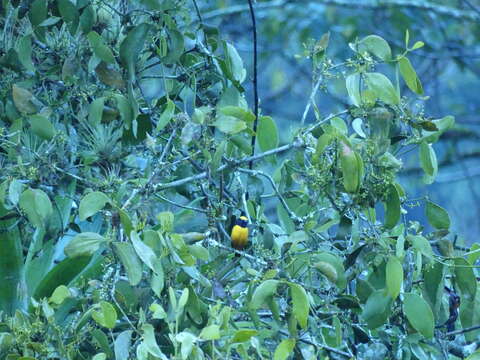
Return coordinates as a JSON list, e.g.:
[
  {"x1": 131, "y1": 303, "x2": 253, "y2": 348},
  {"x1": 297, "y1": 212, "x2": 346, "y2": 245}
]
[{"x1": 230, "y1": 215, "x2": 249, "y2": 251}]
